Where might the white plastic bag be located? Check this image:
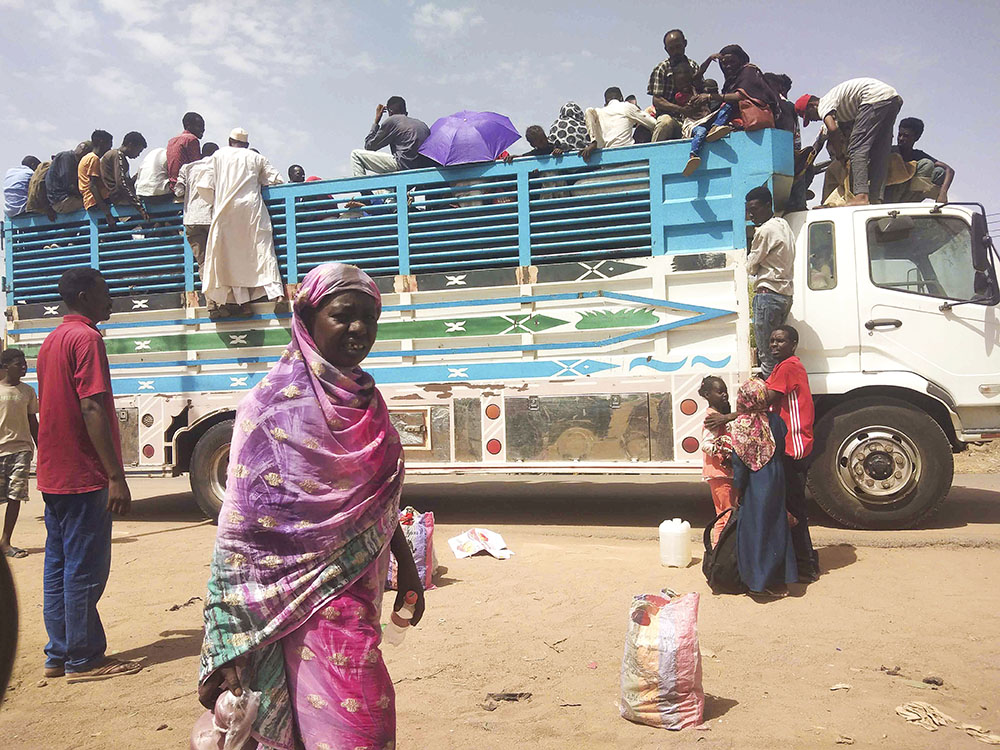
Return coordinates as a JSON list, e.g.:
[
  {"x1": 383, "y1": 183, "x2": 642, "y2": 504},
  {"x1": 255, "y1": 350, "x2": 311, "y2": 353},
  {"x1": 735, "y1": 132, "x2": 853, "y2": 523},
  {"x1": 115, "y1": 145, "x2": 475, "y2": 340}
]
[{"x1": 190, "y1": 689, "x2": 261, "y2": 750}]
